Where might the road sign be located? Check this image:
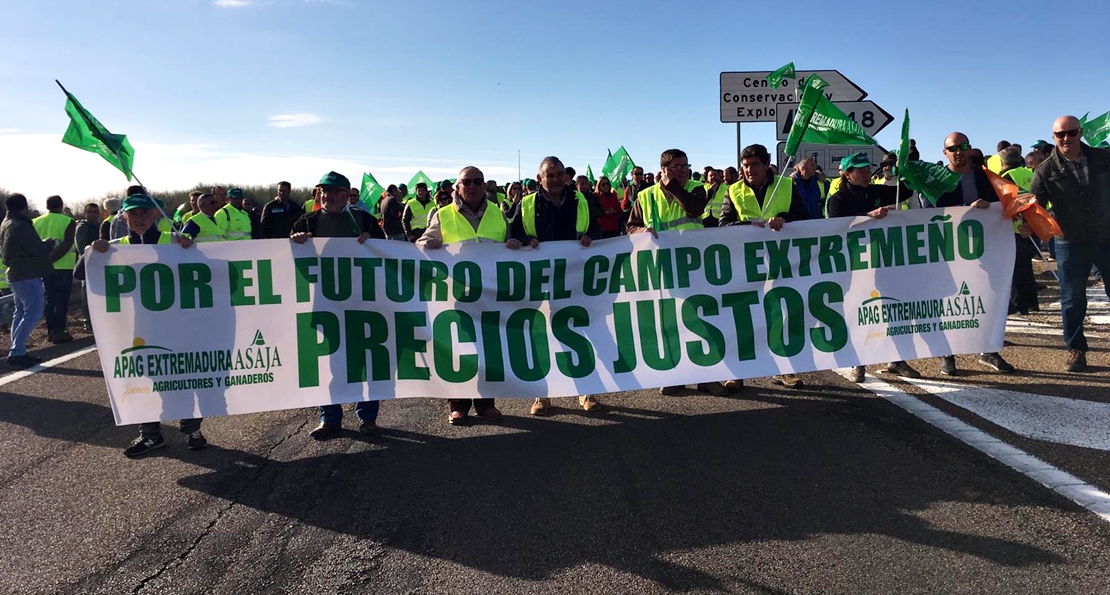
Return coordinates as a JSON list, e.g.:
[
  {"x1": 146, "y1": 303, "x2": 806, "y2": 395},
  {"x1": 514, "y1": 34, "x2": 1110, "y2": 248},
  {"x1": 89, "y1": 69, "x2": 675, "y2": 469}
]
[
  {"x1": 720, "y1": 70, "x2": 867, "y2": 123},
  {"x1": 776, "y1": 142, "x2": 887, "y2": 177},
  {"x1": 775, "y1": 101, "x2": 894, "y2": 140}
]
